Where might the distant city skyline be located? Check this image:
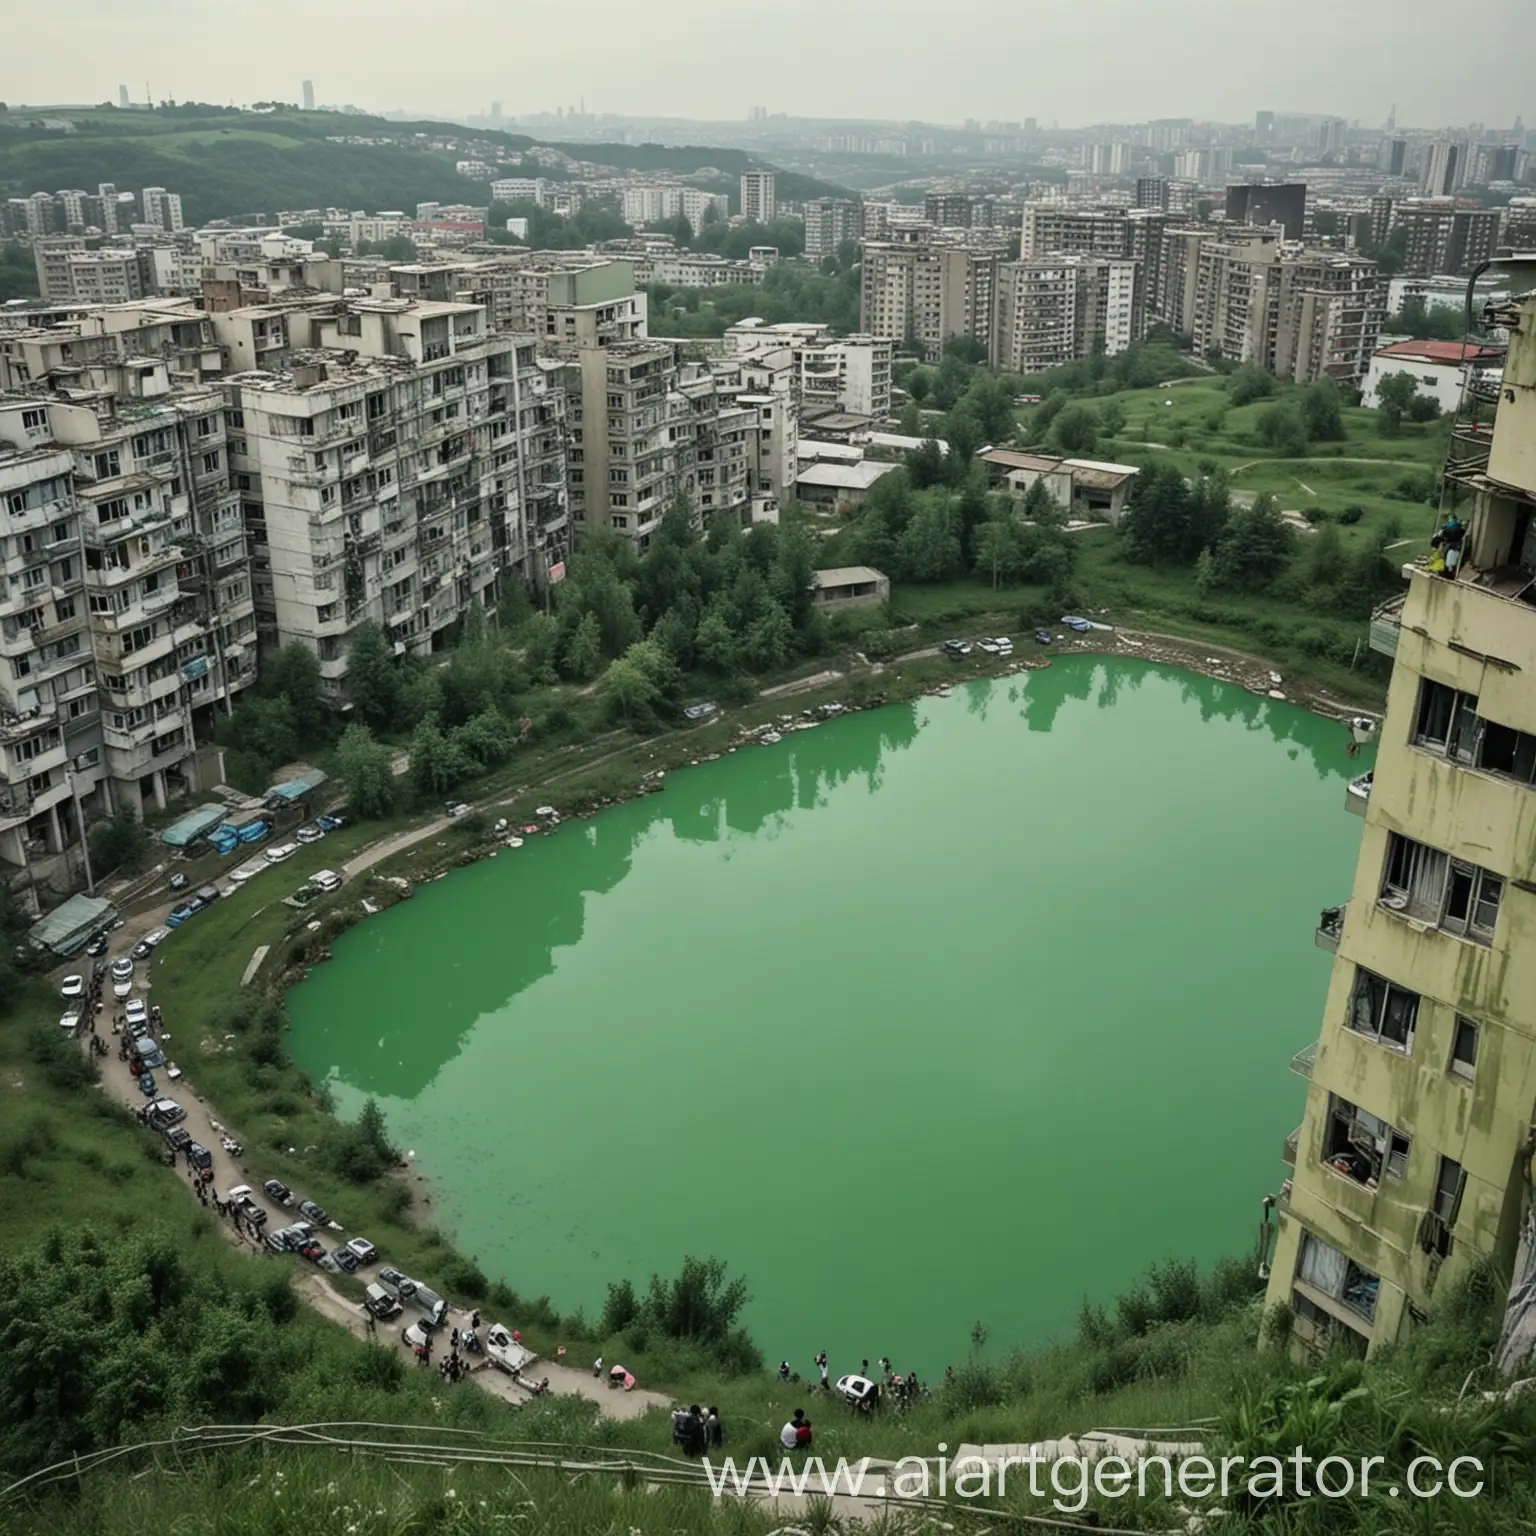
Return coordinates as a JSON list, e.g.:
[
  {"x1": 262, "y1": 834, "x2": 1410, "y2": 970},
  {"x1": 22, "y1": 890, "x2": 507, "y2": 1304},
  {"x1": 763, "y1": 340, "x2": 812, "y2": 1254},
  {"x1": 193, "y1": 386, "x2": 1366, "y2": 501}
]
[{"x1": 6, "y1": 0, "x2": 1530, "y2": 131}]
